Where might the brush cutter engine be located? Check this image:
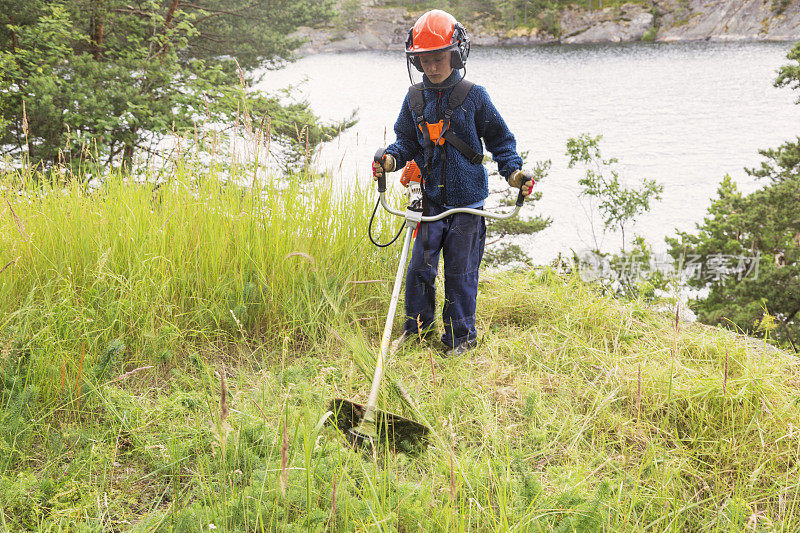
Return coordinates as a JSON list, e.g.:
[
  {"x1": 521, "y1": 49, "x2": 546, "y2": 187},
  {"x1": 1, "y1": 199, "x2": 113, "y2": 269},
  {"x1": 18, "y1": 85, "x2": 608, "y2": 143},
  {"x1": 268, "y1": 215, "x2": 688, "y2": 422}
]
[{"x1": 400, "y1": 160, "x2": 423, "y2": 212}]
